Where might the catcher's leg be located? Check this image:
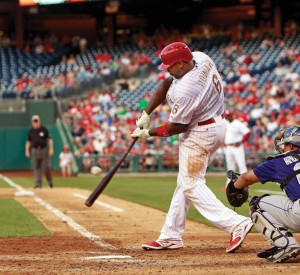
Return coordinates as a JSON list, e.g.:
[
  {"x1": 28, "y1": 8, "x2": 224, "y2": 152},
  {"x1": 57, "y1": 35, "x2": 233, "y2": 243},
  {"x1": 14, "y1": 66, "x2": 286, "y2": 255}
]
[{"x1": 250, "y1": 195, "x2": 299, "y2": 261}]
